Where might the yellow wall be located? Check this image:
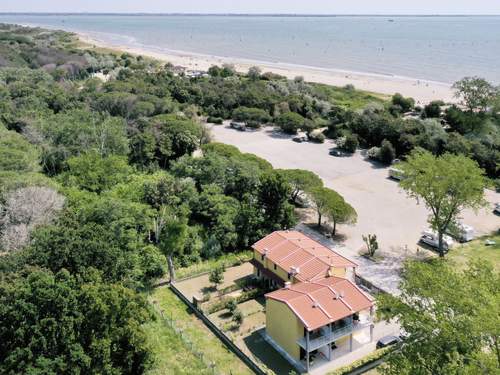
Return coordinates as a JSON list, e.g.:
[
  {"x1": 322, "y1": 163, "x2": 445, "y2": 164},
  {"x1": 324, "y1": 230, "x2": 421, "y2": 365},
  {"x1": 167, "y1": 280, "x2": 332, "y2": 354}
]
[
  {"x1": 266, "y1": 299, "x2": 304, "y2": 360},
  {"x1": 253, "y1": 249, "x2": 264, "y2": 265}
]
